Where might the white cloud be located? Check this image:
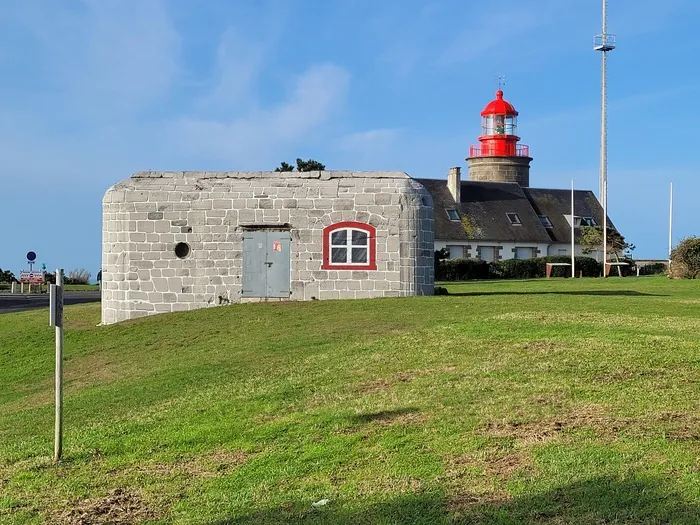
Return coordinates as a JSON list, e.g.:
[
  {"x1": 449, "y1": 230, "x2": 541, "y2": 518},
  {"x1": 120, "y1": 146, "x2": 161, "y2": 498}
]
[
  {"x1": 337, "y1": 128, "x2": 402, "y2": 151},
  {"x1": 171, "y1": 63, "x2": 351, "y2": 167},
  {"x1": 7, "y1": 0, "x2": 181, "y2": 113}
]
